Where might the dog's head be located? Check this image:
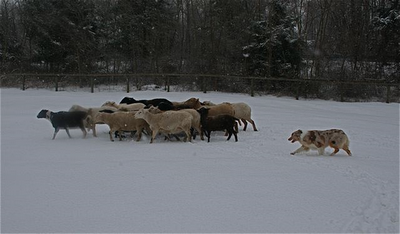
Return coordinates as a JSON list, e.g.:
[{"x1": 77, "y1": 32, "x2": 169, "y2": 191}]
[{"x1": 288, "y1": 130, "x2": 302, "y2": 143}]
